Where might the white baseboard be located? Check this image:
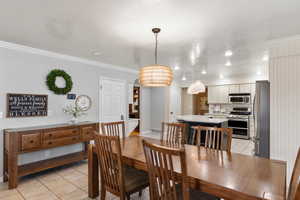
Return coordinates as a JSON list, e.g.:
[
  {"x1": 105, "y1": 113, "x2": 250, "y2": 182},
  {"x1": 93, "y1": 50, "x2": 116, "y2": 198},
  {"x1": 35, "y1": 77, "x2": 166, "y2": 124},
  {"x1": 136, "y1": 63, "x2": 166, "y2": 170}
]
[
  {"x1": 140, "y1": 130, "x2": 151, "y2": 135},
  {"x1": 151, "y1": 129, "x2": 161, "y2": 133}
]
